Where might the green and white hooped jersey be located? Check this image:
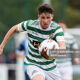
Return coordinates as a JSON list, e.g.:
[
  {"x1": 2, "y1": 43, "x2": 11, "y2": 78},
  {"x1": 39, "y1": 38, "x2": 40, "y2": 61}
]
[
  {"x1": 64, "y1": 32, "x2": 78, "y2": 49},
  {"x1": 56, "y1": 32, "x2": 78, "y2": 67},
  {"x1": 18, "y1": 19, "x2": 64, "y2": 71}
]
